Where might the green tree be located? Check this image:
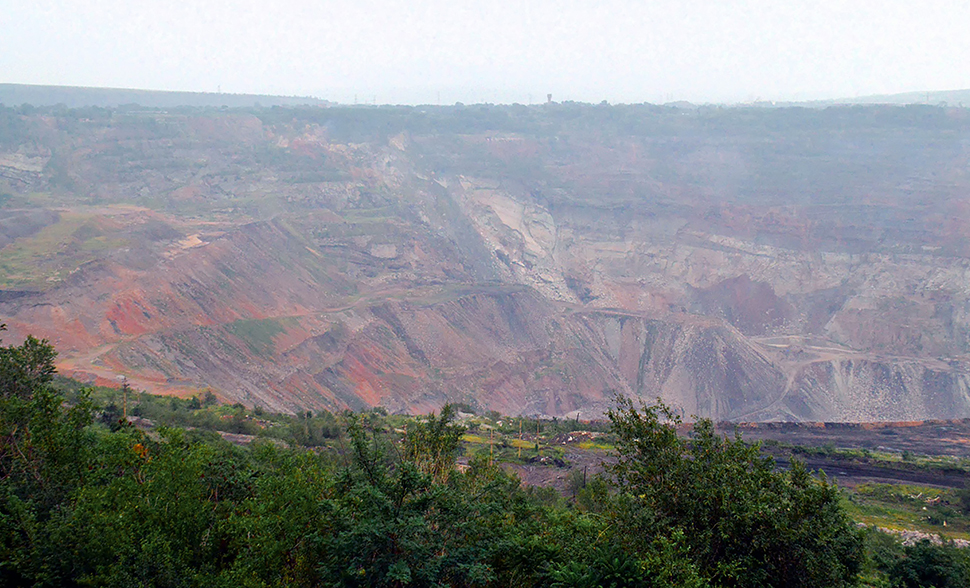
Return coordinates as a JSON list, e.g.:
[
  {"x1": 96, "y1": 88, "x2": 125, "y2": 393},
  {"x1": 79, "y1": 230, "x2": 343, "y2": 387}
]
[
  {"x1": 319, "y1": 415, "x2": 484, "y2": 587},
  {"x1": 606, "y1": 396, "x2": 863, "y2": 588},
  {"x1": 890, "y1": 539, "x2": 970, "y2": 588},
  {"x1": 402, "y1": 404, "x2": 465, "y2": 483},
  {"x1": 0, "y1": 326, "x2": 94, "y2": 584}
]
